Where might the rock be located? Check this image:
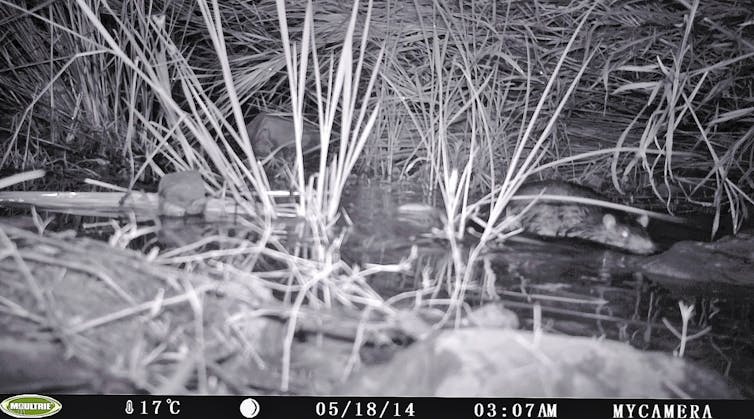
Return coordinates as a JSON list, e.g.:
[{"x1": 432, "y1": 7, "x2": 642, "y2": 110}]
[
  {"x1": 334, "y1": 329, "x2": 739, "y2": 398},
  {"x1": 640, "y1": 231, "x2": 754, "y2": 298},
  {"x1": 157, "y1": 171, "x2": 207, "y2": 217},
  {"x1": 245, "y1": 113, "x2": 320, "y2": 158}
]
